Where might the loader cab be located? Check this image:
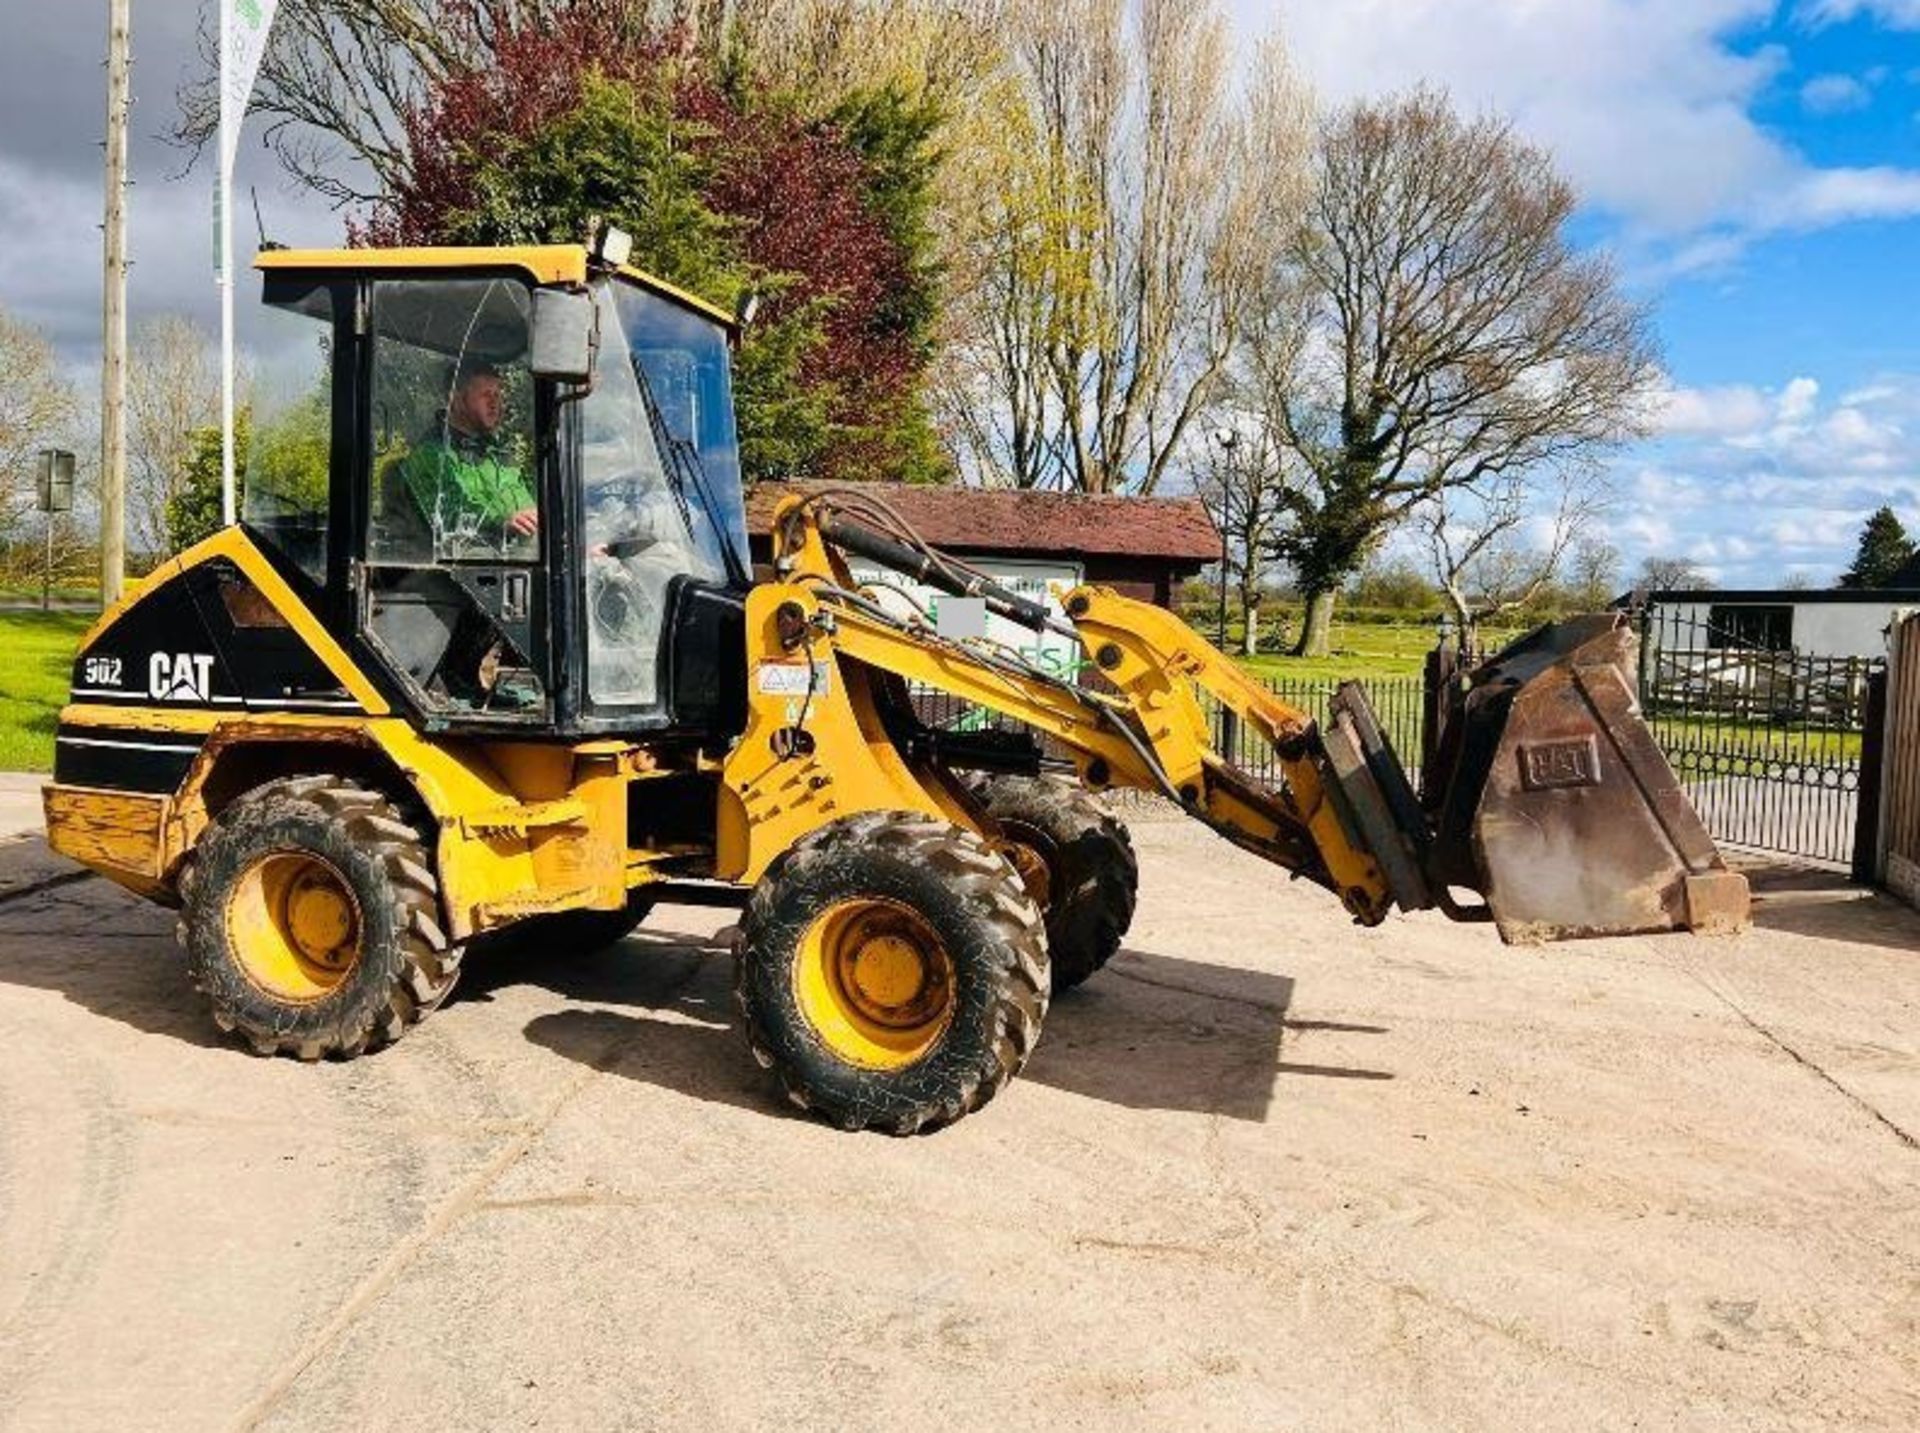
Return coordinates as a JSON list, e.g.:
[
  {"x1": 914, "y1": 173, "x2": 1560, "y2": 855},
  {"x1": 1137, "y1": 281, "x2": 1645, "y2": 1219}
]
[{"x1": 242, "y1": 246, "x2": 751, "y2": 740}]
